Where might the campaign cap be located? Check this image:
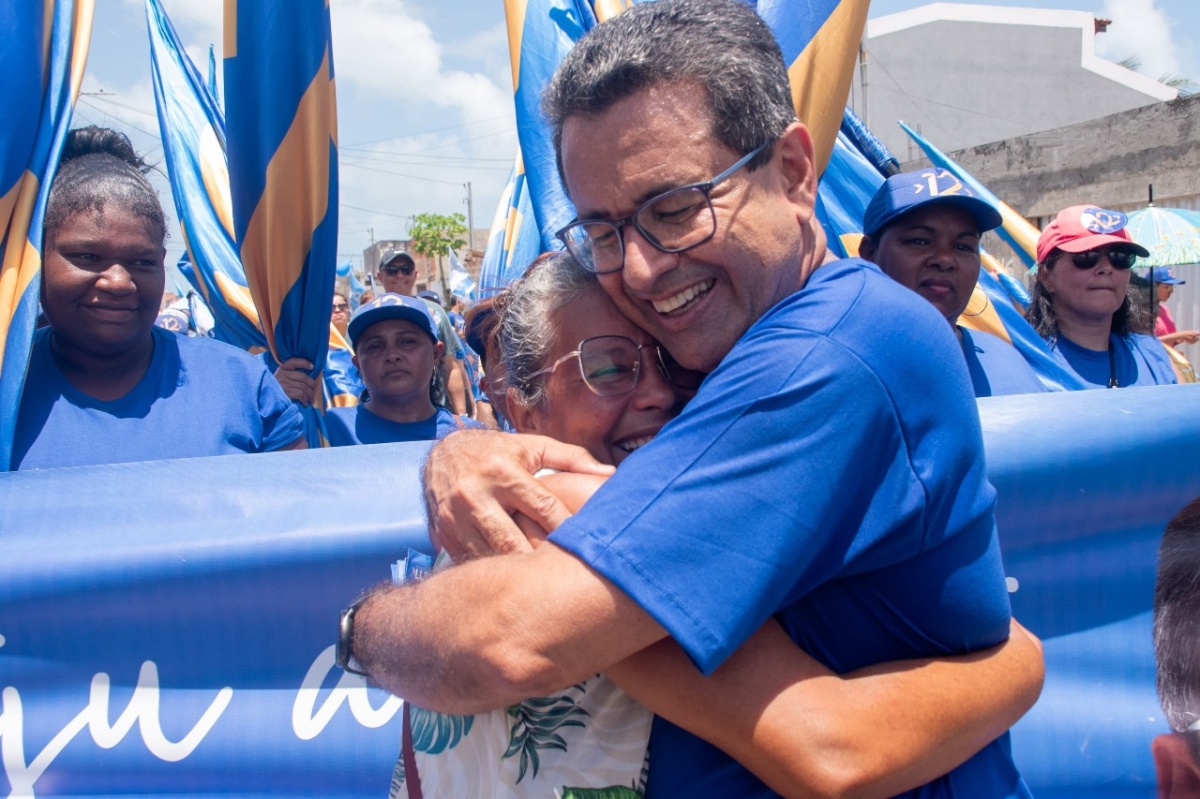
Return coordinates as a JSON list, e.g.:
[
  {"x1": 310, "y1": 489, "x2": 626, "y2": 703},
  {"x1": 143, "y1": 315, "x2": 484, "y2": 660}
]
[
  {"x1": 863, "y1": 169, "x2": 1002, "y2": 238},
  {"x1": 378, "y1": 247, "x2": 415, "y2": 270},
  {"x1": 1145, "y1": 265, "x2": 1185, "y2": 285},
  {"x1": 347, "y1": 293, "x2": 438, "y2": 349},
  {"x1": 417, "y1": 289, "x2": 443, "y2": 305},
  {"x1": 1036, "y1": 205, "x2": 1150, "y2": 263}
]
